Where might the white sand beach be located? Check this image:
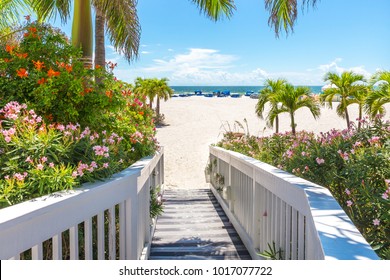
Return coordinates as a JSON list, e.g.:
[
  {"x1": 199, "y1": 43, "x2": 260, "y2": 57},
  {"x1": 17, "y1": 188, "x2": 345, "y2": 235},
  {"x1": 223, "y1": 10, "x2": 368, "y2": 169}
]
[{"x1": 156, "y1": 96, "x2": 390, "y2": 189}]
